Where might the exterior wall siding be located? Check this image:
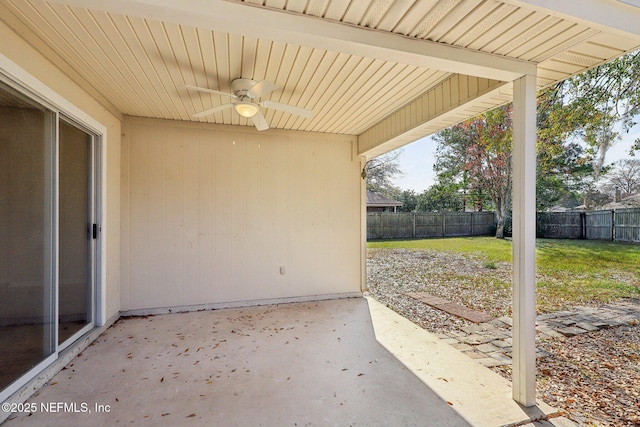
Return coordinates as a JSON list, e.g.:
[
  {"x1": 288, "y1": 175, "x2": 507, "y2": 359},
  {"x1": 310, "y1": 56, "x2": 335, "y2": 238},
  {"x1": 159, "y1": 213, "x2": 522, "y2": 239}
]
[{"x1": 120, "y1": 117, "x2": 362, "y2": 311}]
